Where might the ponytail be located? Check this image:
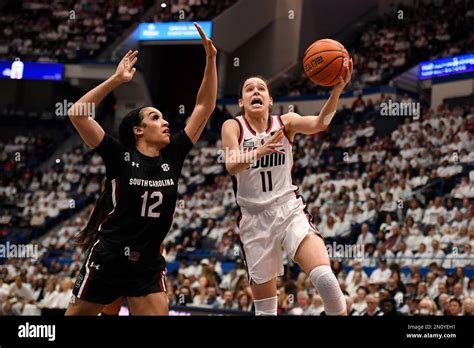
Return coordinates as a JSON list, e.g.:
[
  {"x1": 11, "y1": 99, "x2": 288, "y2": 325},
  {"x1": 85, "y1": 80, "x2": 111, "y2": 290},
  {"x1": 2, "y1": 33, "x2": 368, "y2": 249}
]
[
  {"x1": 119, "y1": 107, "x2": 144, "y2": 148},
  {"x1": 75, "y1": 107, "x2": 144, "y2": 253},
  {"x1": 75, "y1": 189, "x2": 111, "y2": 253}
]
